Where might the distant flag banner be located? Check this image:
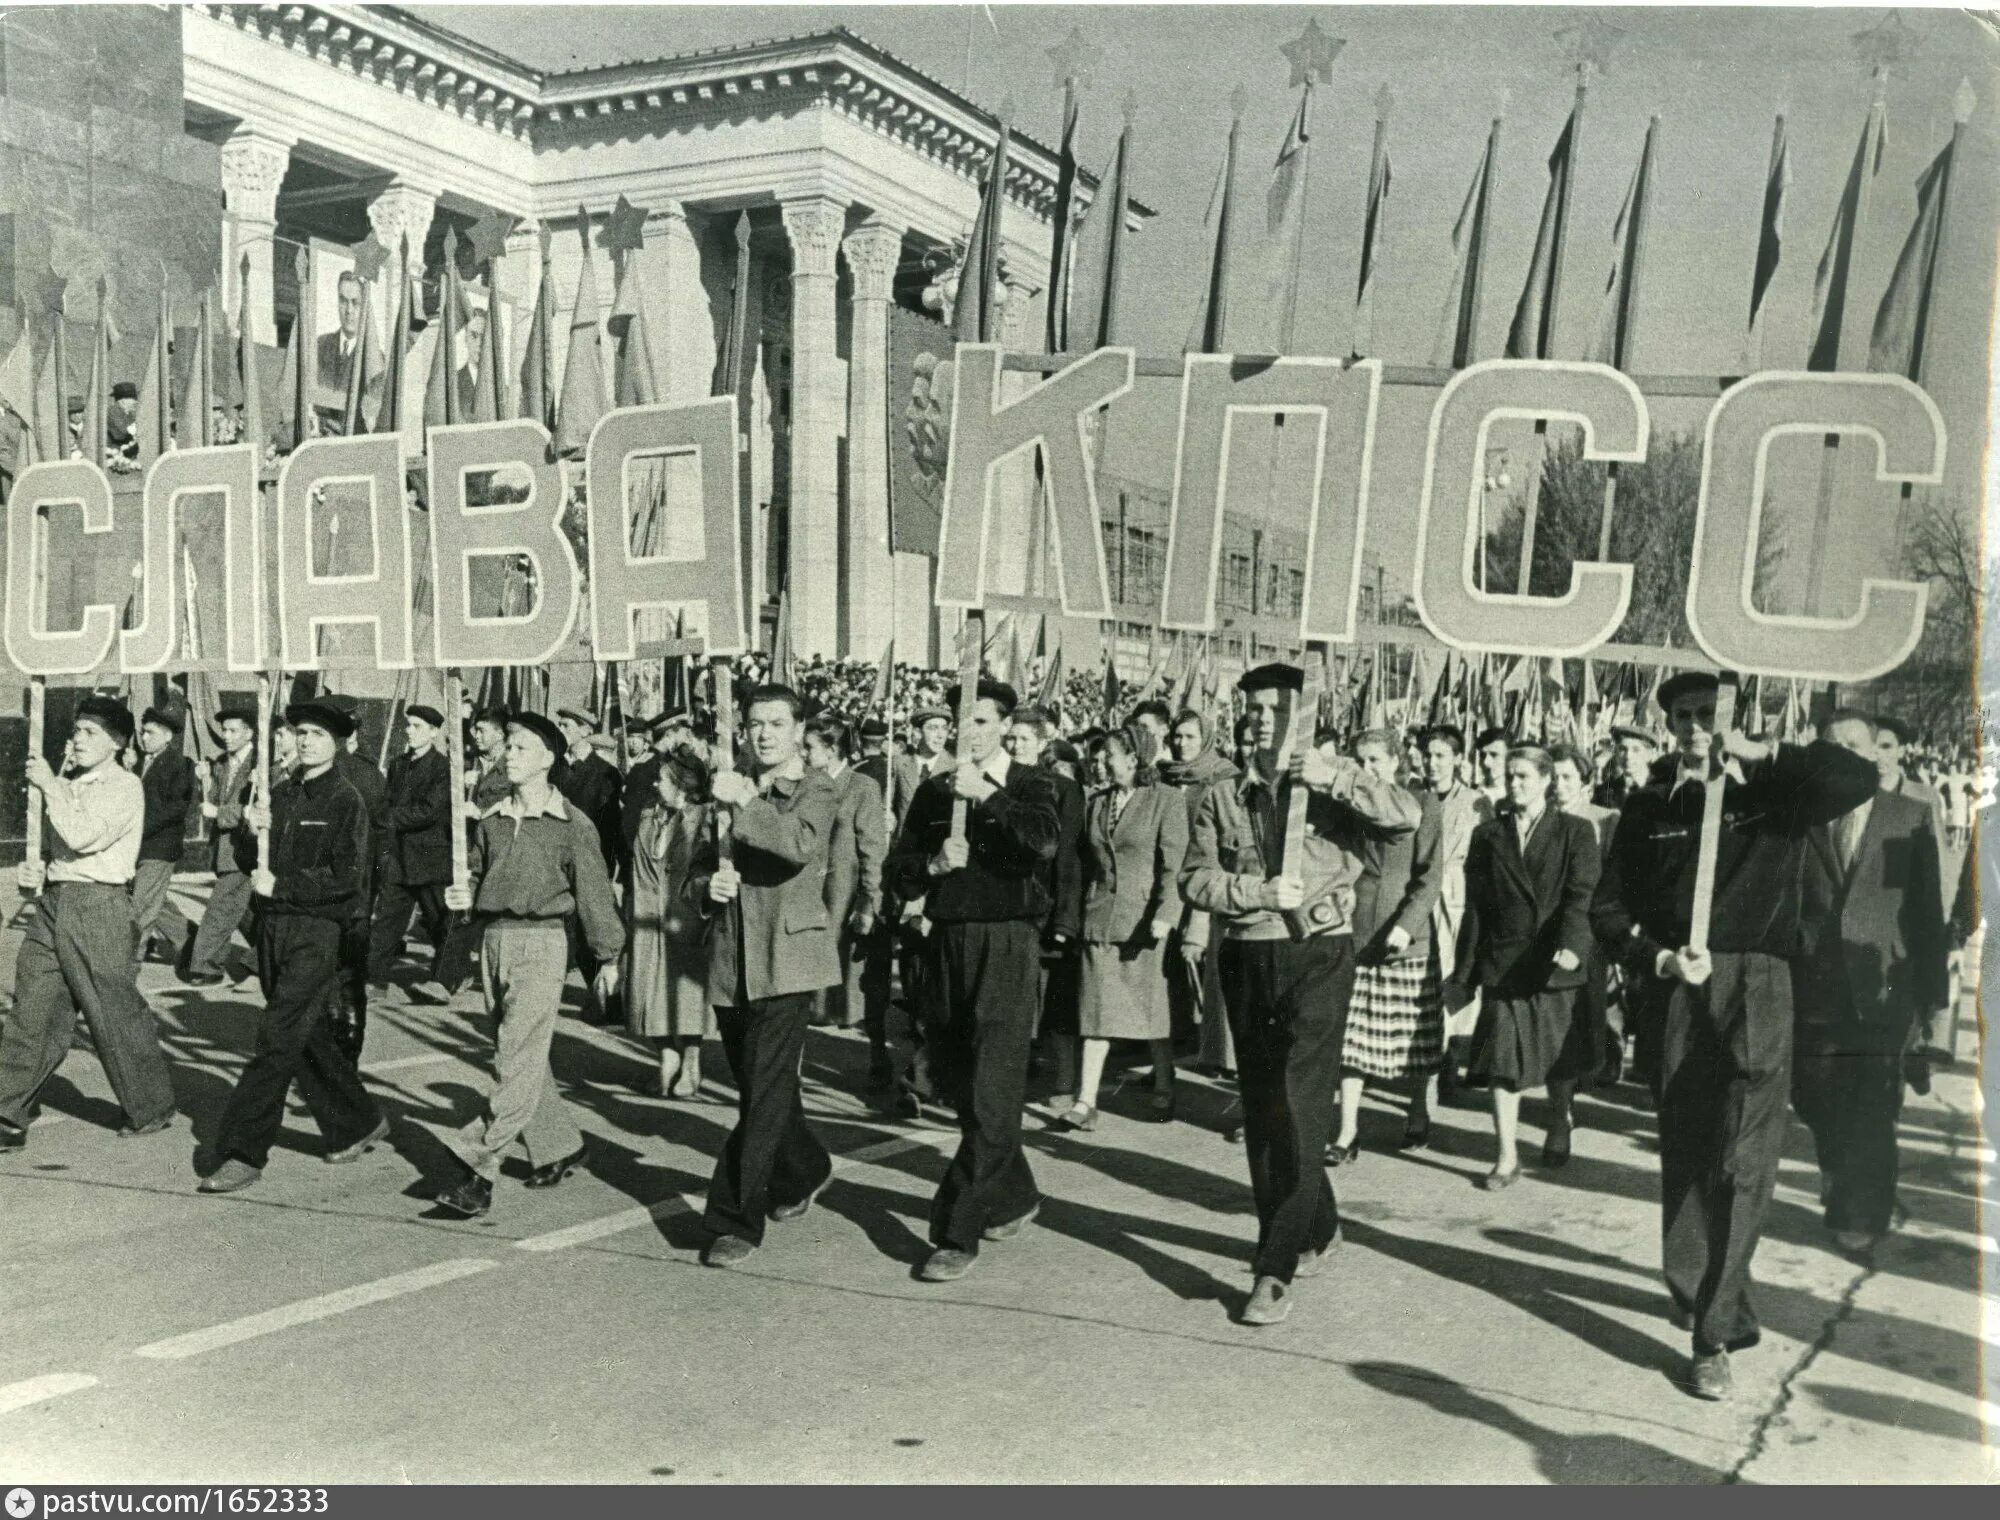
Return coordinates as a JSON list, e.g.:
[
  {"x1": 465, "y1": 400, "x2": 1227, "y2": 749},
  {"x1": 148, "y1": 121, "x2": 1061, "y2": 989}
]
[
  {"x1": 1588, "y1": 120, "x2": 1656, "y2": 368},
  {"x1": 1505, "y1": 109, "x2": 1577, "y2": 361},
  {"x1": 1431, "y1": 133, "x2": 1496, "y2": 369},
  {"x1": 1868, "y1": 139, "x2": 1953, "y2": 379},
  {"x1": 1747, "y1": 116, "x2": 1791, "y2": 337},
  {"x1": 1267, "y1": 91, "x2": 1311, "y2": 235},
  {"x1": 889, "y1": 304, "x2": 958, "y2": 556},
  {"x1": 1355, "y1": 109, "x2": 1392, "y2": 330},
  {"x1": 1807, "y1": 103, "x2": 1885, "y2": 372},
  {"x1": 1046, "y1": 90, "x2": 1081, "y2": 353}
]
